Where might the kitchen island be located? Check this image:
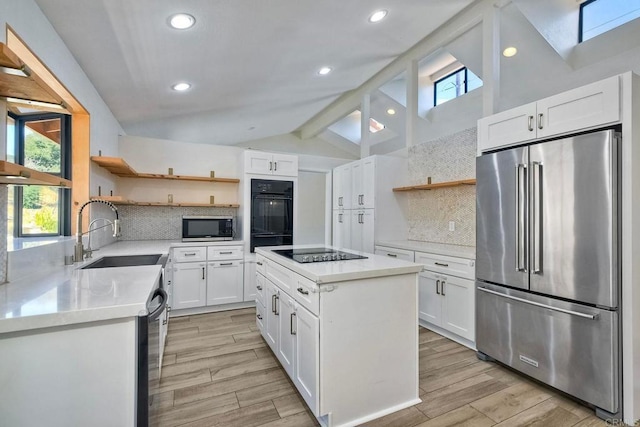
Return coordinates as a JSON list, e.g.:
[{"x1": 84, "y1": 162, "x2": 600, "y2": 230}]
[{"x1": 255, "y1": 246, "x2": 423, "y2": 427}]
